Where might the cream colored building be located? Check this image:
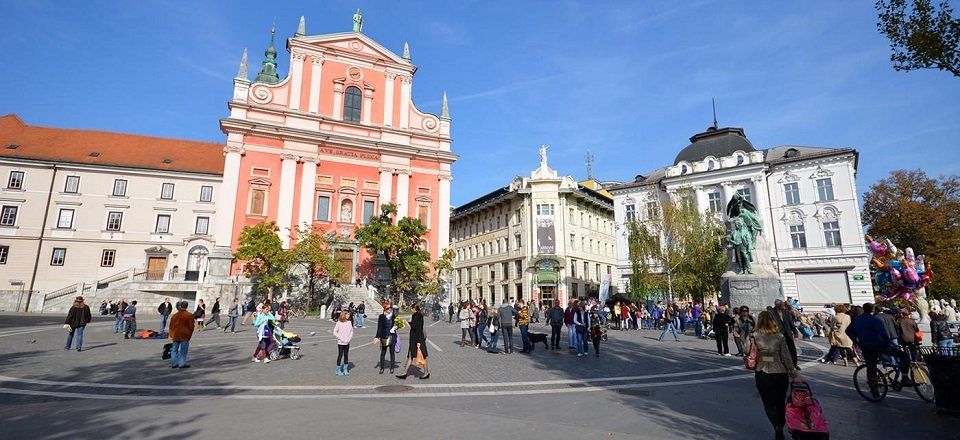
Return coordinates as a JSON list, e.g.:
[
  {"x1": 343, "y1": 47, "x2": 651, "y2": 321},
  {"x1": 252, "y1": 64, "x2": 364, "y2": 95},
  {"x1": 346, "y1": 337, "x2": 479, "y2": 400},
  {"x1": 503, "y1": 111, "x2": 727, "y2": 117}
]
[
  {"x1": 450, "y1": 149, "x2": 617, "y2": 307},
  {"x1": 0, "y1": 115, "x2": 224, "y2": 312}
]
